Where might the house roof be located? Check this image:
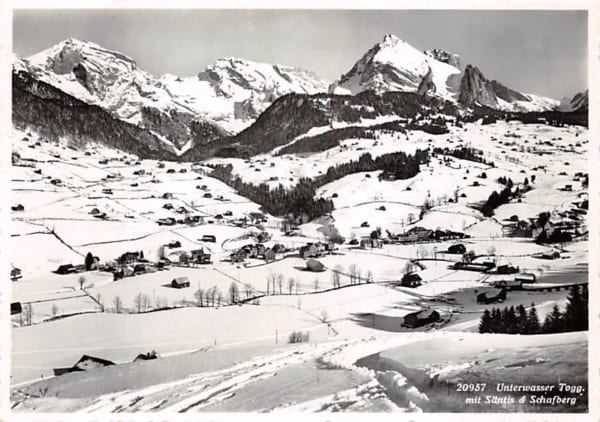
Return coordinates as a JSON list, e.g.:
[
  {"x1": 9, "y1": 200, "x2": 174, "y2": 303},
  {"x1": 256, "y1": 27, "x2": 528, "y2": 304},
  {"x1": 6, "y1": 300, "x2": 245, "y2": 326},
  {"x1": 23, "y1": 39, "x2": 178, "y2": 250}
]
[{"x1": 172, "y1": 276, "x2": 190, "y2": 283}]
